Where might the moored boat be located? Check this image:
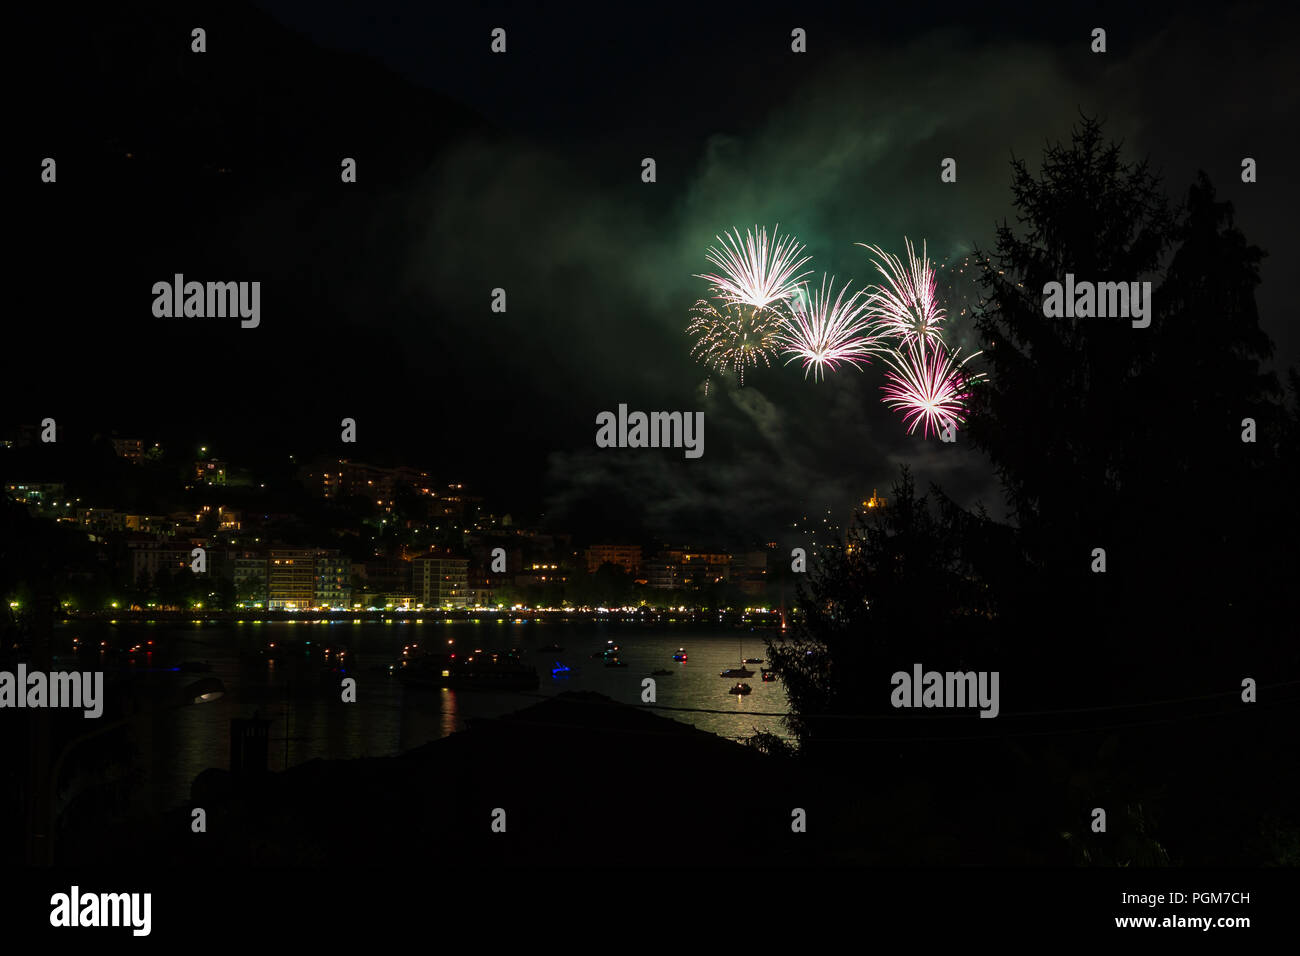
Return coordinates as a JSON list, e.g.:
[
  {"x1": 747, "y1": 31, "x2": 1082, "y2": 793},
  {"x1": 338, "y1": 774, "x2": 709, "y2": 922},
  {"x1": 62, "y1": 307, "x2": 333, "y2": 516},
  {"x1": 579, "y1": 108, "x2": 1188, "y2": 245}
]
[{"x1": 397, "y1": 652, "x2": 539, "y2": 691}]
